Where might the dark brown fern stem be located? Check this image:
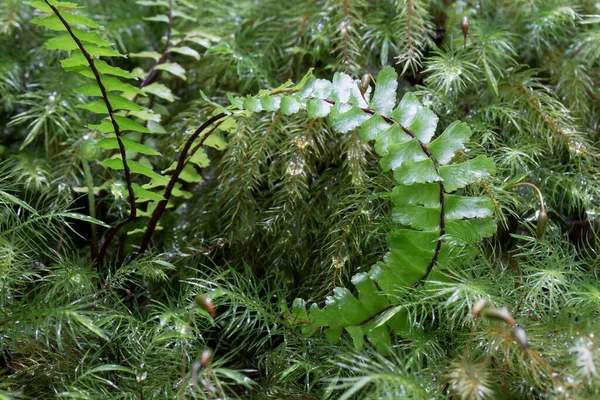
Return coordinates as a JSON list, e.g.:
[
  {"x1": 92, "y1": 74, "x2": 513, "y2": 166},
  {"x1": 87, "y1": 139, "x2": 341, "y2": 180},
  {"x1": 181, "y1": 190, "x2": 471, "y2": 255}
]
[
  {"x1": 413, "y1": 183, "x2": 445, "y2": 287},
  {"x1": 98, "y1": 0, "x2": 193, "y2": 260},
  {"x1": 131, "y1": 35, "x2": 197, "y2": 102},
  {"x1": 137, "y1": 113, "x2": 227, "y2": 255},
  {"x1": 43, "y1": 1, "x2": 137, "y2": 267},
  {"x1": 130, "y1": 0, "x2": 171, "y2": 117},
  {"x1": 130, "y1": 0, "x2": 187, "y2": 103},
  {"x1": 137, "y1": 95, "x2": 290, "y2": 256},
  {"x1": 188, "y1": 121, "x2": 225, "y2": 161}
]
